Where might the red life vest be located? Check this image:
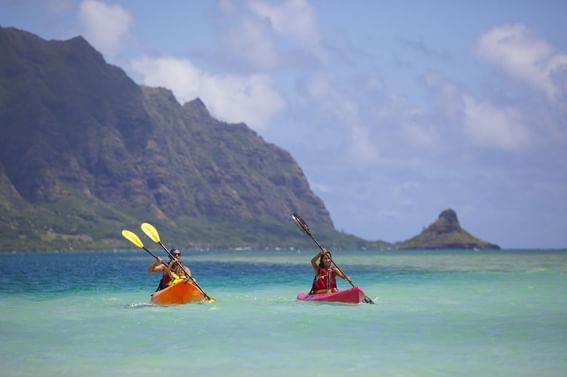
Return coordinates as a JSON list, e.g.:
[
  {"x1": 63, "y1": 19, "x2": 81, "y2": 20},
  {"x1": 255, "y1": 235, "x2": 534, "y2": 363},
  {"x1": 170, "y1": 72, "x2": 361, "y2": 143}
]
[{"x1": 312, "y1": 267, "x2": 337, "y2": 292}]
